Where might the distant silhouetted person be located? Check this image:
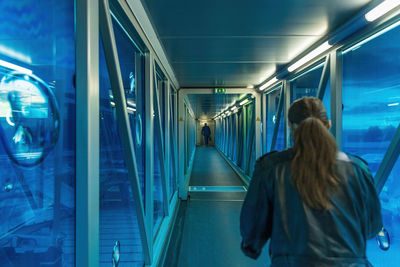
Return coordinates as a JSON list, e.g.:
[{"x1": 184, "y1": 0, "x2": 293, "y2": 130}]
[
  {"x1": 201, "y1": 123, "x2": 211, "y2": 146},
  {"x1": 240, "y1": 97, "x2": 382, "y2": 266}
]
